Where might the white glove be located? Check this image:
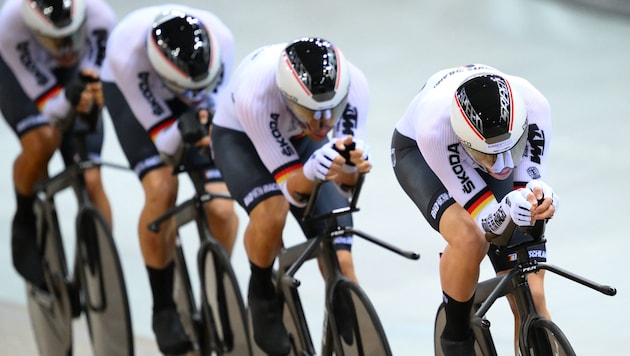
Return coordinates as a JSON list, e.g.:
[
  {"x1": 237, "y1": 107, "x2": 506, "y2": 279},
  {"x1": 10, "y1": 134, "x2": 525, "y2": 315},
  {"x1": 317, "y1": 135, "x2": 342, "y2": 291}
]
[
  {"x1": 303, "y1": 144, "x2": 340, "y2": 181},
  {"x1": 526, "y1": 179, "x2": 560, "y2": 214},
  {"x1": 480, "y1": 188, "x2": 533, "y2": 235},
  {"x1": 502, "y1": 188, "x2": 535, "y2": 227}
]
